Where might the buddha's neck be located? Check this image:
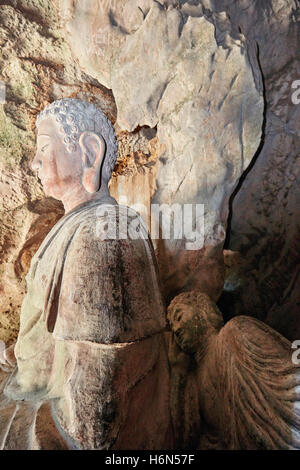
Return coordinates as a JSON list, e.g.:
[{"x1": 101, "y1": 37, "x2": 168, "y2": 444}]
[{"x1": 62, "y1": 183, "x2": 111, "y2": 213}]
